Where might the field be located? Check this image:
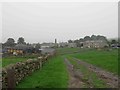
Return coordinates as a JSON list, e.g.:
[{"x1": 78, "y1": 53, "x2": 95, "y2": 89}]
[
  {"x1": 61, "y1": 48, "x2": 118, "y2": 88},
  {"x1": 67, "y1": 58, "x2": 108, "y2": 88},
  {"x1": 2, "y1": 47, "x2": 119, "y2": 88},
  {"x1": 16, "y1": 56, "x2": 68, "y2": 88},
  {"x1": 2, "y1": 54, "x2": 40, "y2": 67},
  {"x1": 63, "y1": 49, "x2": 118, "y2": 75}
]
